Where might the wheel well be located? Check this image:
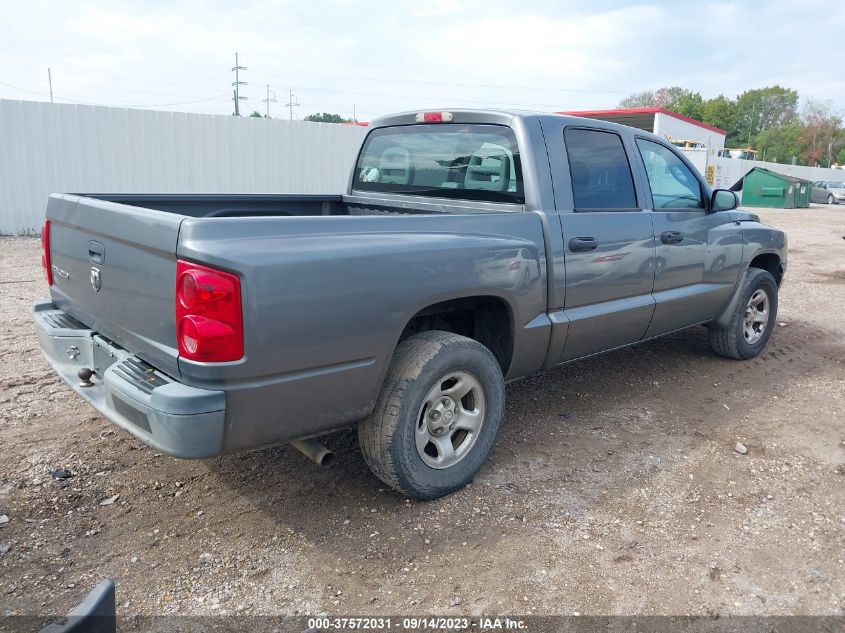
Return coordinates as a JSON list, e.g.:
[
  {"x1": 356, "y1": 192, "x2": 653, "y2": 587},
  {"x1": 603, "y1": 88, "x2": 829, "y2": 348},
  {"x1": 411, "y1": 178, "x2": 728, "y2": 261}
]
[
  {"x1": 399, "y1": 297, "x2": 513, "y2": 375},
  {"x1": 749, "y1": 253, "x2": 783, "y2": 286}
]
